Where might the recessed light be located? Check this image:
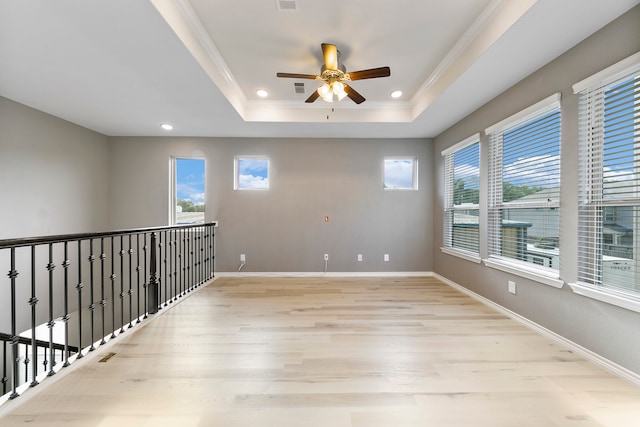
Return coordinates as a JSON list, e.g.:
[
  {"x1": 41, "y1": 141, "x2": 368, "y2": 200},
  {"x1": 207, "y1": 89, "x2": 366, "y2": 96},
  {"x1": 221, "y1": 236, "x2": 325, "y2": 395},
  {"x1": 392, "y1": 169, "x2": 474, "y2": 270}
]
[
  {"x1": 161, "y1": 123, "x2": 173, "y2": 131},
  {"x1": 391, "y1": 90, "x2": 403, "y2": 98},
  {"x1": 257, "y1": 89, "x2": 269, "y2": 98}
]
